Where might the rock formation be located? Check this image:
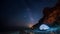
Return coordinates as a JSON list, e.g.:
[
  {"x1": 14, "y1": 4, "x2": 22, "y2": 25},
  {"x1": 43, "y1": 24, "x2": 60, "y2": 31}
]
[{"x1": 32, "y1": 0, "x2": 60, "y2": 29}]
